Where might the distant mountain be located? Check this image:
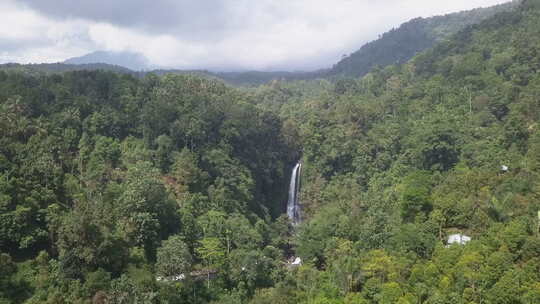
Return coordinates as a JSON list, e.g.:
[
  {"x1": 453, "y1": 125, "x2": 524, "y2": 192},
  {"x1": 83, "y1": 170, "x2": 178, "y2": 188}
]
[
  {"x1": 213, "y1": 1, "x2": 520, "y2": 84},
  {"x1": 329, "y1": 1, "x2": 520, "y2": 78},
  {"x1": 64, "y1": 51, "x2": 151, "y2": 71},
  {"x1": 1, "y1": 2, "x2": 519, "y2": 86}
]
